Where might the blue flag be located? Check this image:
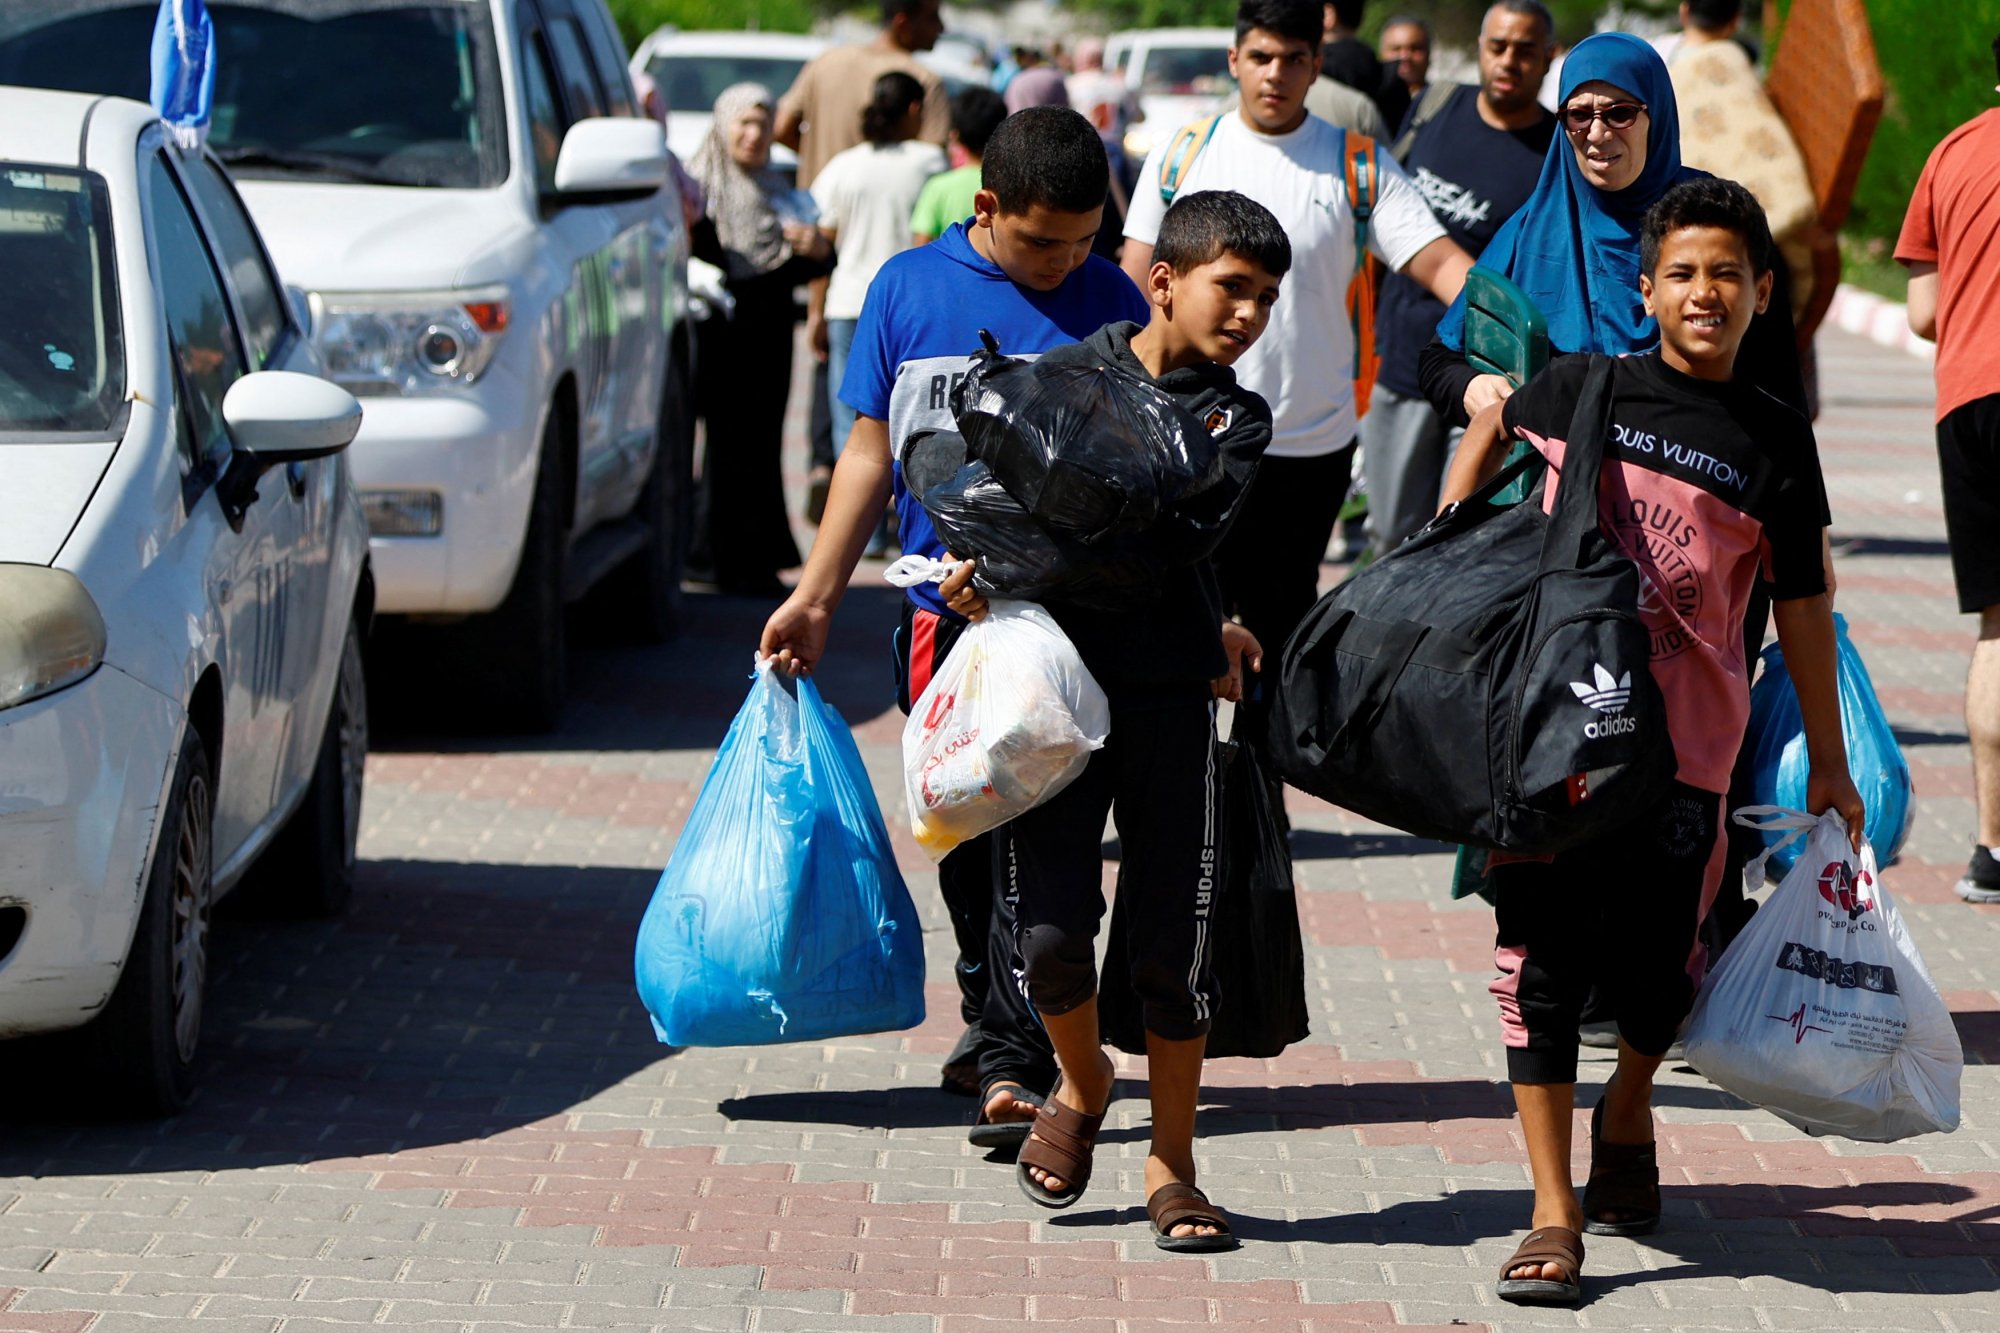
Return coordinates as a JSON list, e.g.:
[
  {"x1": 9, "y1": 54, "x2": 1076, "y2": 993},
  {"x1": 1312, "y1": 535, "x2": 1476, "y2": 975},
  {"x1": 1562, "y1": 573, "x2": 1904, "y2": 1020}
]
[{"x1": 150, "y1": 0, "x2": 215, "y2": 150}]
